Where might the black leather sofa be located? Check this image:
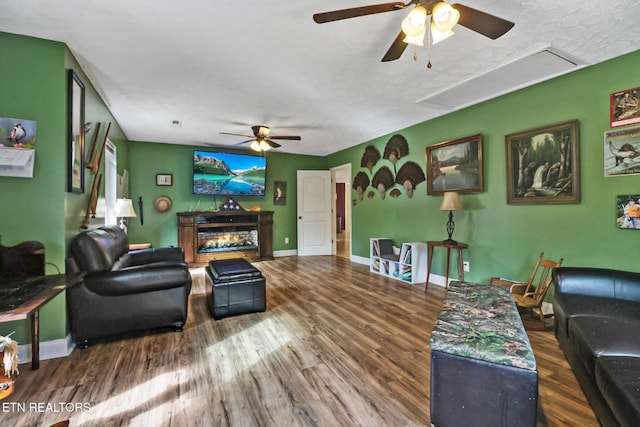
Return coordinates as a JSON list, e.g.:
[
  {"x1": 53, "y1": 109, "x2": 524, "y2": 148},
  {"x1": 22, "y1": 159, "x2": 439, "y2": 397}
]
[
  {"x1": 552, "y1": 267, "x2": 640, "y2": 427},
  {"x1": 66, "y1": 225, "x2": 191, "y2": 347}
]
